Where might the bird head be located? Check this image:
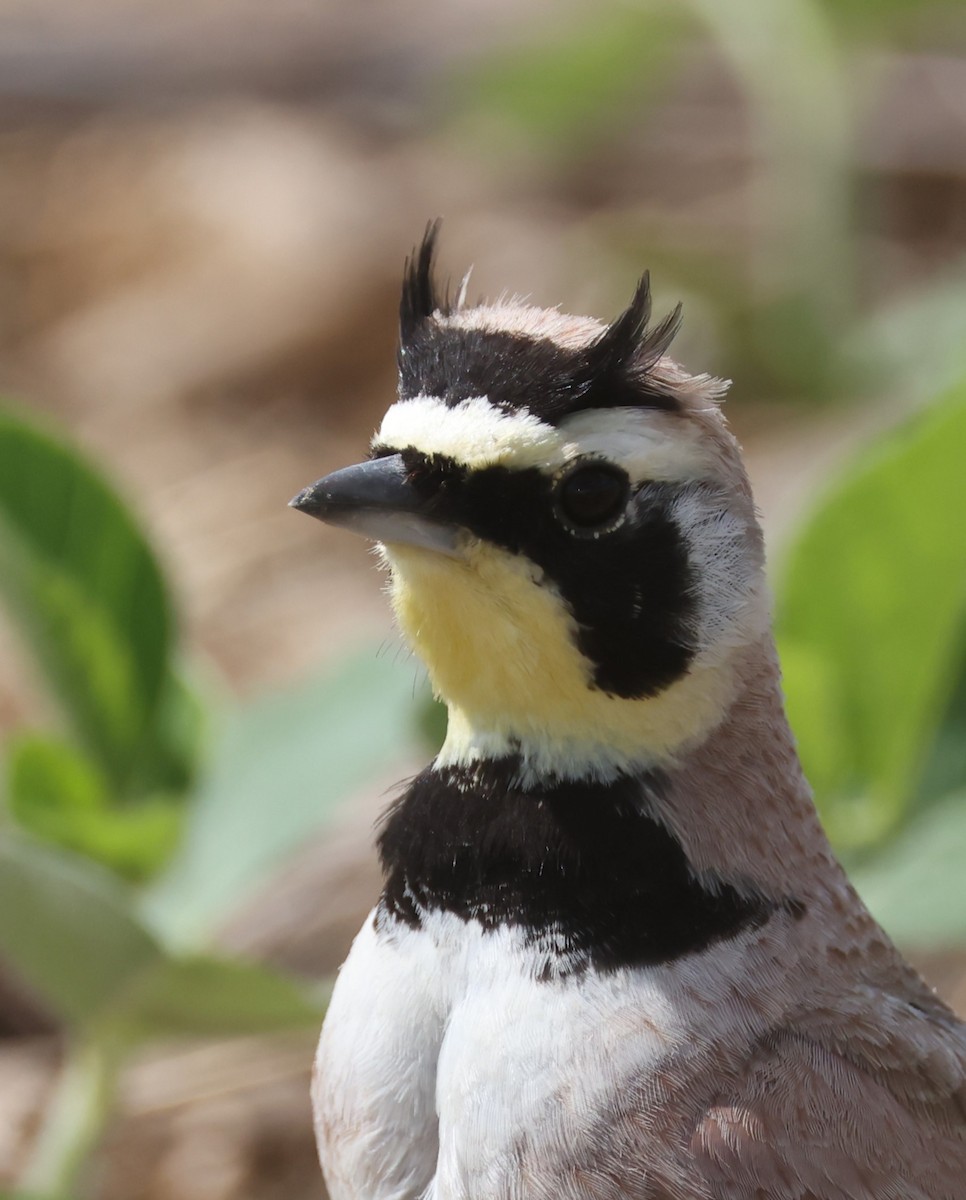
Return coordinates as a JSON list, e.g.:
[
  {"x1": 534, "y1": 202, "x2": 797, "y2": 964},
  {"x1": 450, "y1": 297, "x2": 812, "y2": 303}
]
[{"x1": 293, "y1": 226, "x2": 769, "y2": 782}]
